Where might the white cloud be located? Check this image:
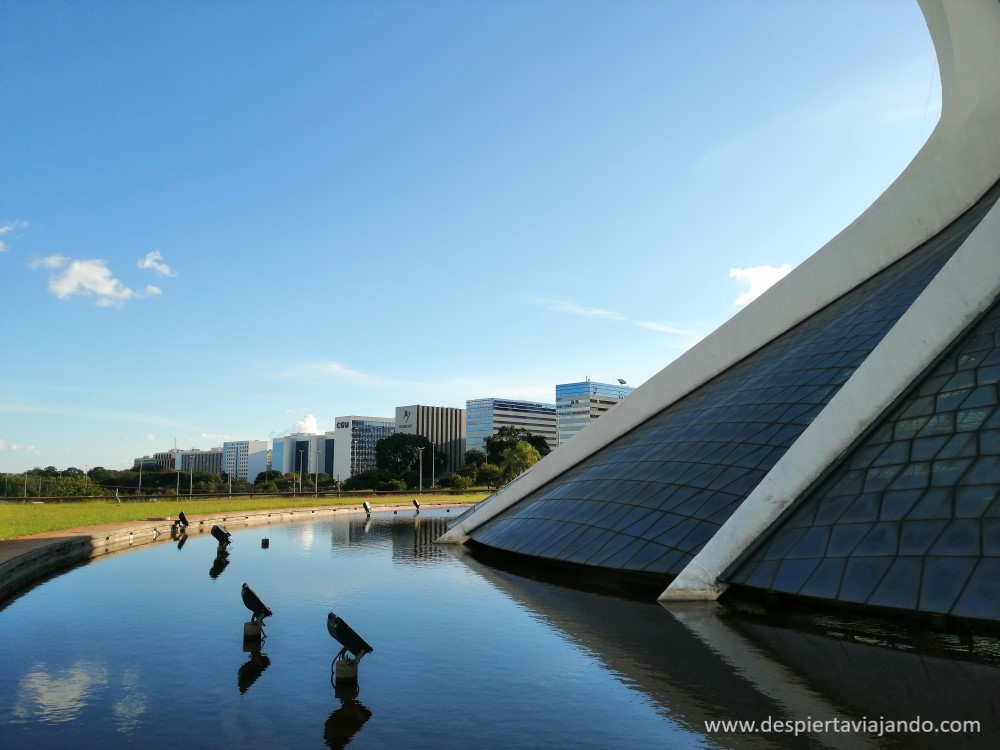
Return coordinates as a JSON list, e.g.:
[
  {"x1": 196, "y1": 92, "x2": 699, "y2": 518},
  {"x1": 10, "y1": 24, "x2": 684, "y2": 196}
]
[
  {"x1": 729, "y1": 263, "x2": 792, "y2": 306},
  {"x1": 281, "y1": 361, "x2": 391, "y2": 386},
  {"x1": 295, "y1": 414, "x2": 321, "y2": 434},
  {"x1": 144, "y1": 285, "x2": 162, "y2": 297},
  {"x1": 0, "y1": 438, "x2": 38, "y2": 453},
  {"x1": 531, "y1": 296, "x2": 706, "y2": 348},
  {"x1": 0, "y1": 220, "x2": 27, "y2": 252},
  {"x1": 30, "y1": 254, "x2": 69, "y2": 269},
  {"x1": 534, "y1": 297, "x2": 626, "y2": 321},
  {"x1": 47, "y1": 259, "x2": 137, "y2": 307},
  {"x1": 140, "y1": 434, "x2": 156, "y2": 442},
  {"x1": 198, "y1": 432, "x2": 229, "y2": 441},
  {"x1": 137, "y1": 250, "x2": 176, "y2": 277}
]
